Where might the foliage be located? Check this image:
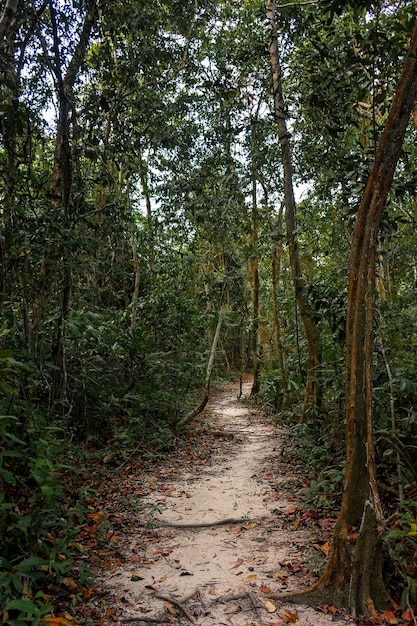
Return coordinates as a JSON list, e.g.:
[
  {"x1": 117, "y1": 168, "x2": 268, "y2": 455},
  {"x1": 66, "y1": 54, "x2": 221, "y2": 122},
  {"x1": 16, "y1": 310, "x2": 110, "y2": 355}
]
[{"x1": 1, "y1": 0, "x2": 417, "y2": 617}]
